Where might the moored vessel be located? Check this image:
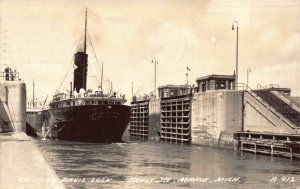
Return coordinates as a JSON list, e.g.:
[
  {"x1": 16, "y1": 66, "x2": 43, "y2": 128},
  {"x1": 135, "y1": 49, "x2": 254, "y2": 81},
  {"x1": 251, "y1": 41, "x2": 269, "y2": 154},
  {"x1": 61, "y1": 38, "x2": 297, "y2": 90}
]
[
  {"x1": 26, "y1": 81, "x2": 46, "y2": 137},
  {"x1": 42, "y1": 9, "x2": 131, "y2": 142}
]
